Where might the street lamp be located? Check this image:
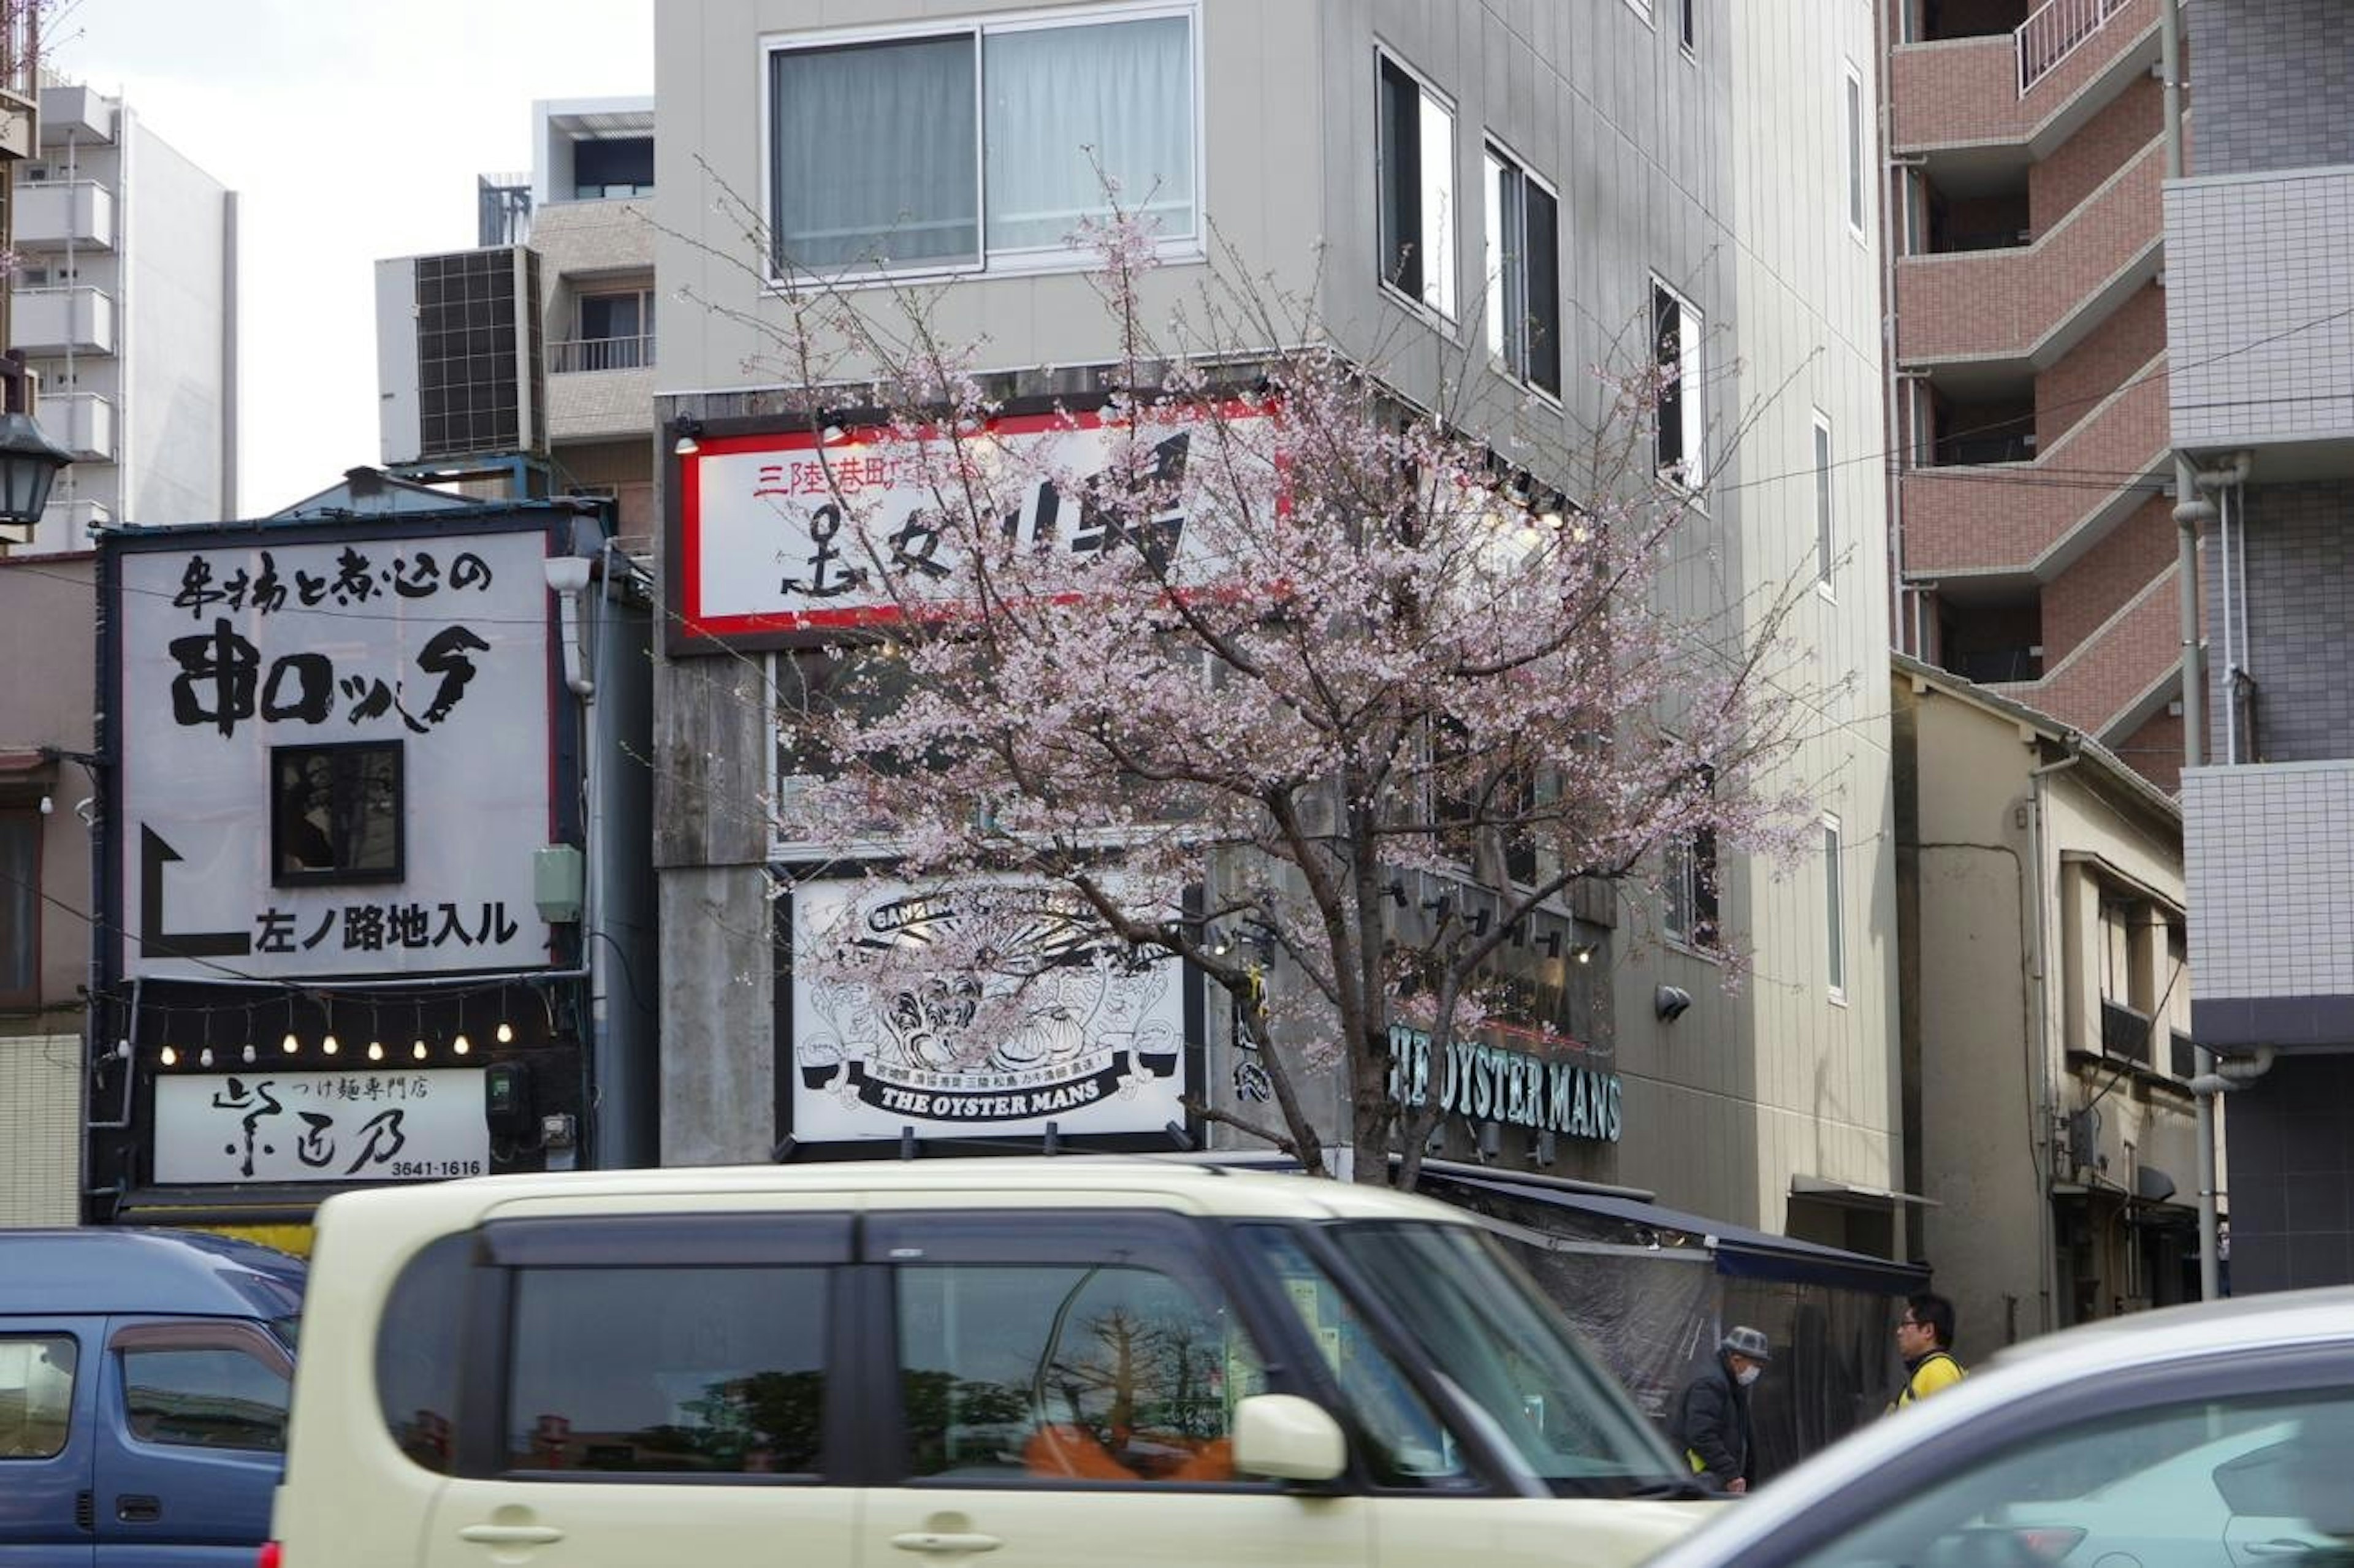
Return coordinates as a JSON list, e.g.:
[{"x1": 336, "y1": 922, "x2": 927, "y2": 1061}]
[{"x1": 0, "y1": 351, "x2": 72, "y2": 539}]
